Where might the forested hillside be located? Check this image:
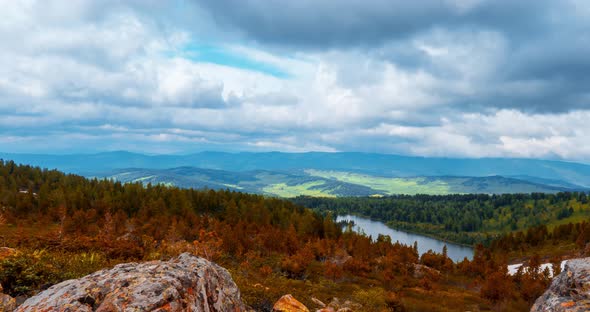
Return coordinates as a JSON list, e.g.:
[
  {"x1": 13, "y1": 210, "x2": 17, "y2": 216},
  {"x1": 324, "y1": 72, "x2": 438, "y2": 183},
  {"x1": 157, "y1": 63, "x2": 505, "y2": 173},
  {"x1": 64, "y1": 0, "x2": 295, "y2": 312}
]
[
  {"x1": 104, "y1": 167, "x2": 575, "y2": 197},
  {"x1": 0, "y1": 159, "x2": 569, "y2": 310},
  {"x1": 294, "y1": 193, "x2": 590, "y2": 245},
  {"x1": 3, "y1": 151, "x2": 590, "y2": 188},
  {"x1": 490, "y1": 221, "x2": 590, "y2": 260}
]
